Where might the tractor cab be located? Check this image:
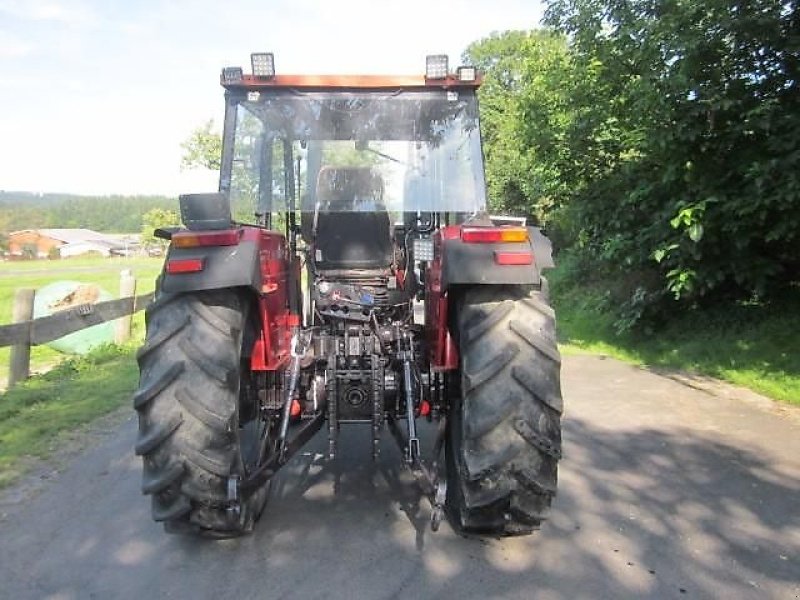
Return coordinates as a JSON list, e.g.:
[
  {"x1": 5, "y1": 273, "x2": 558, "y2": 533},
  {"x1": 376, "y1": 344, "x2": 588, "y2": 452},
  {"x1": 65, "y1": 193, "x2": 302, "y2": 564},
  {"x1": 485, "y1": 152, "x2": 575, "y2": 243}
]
[{"x1": 215, "y1": 60, "x2": 489, "y2": 326}]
